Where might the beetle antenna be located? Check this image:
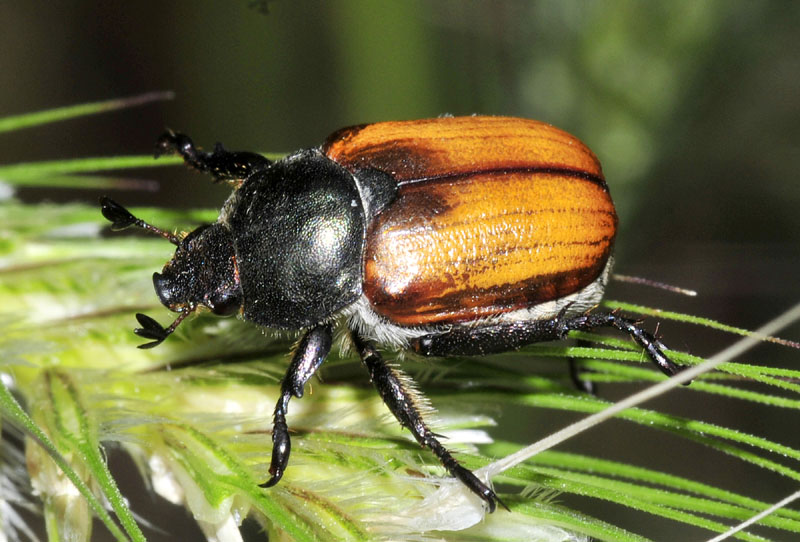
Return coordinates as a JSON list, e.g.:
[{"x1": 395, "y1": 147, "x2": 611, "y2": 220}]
[
  {"x1": 99, "y1": 196, "x2": 181, "y2": 245},
  {"x1": 134, "y1": 310, "x2": 192, "y2": 348}
]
